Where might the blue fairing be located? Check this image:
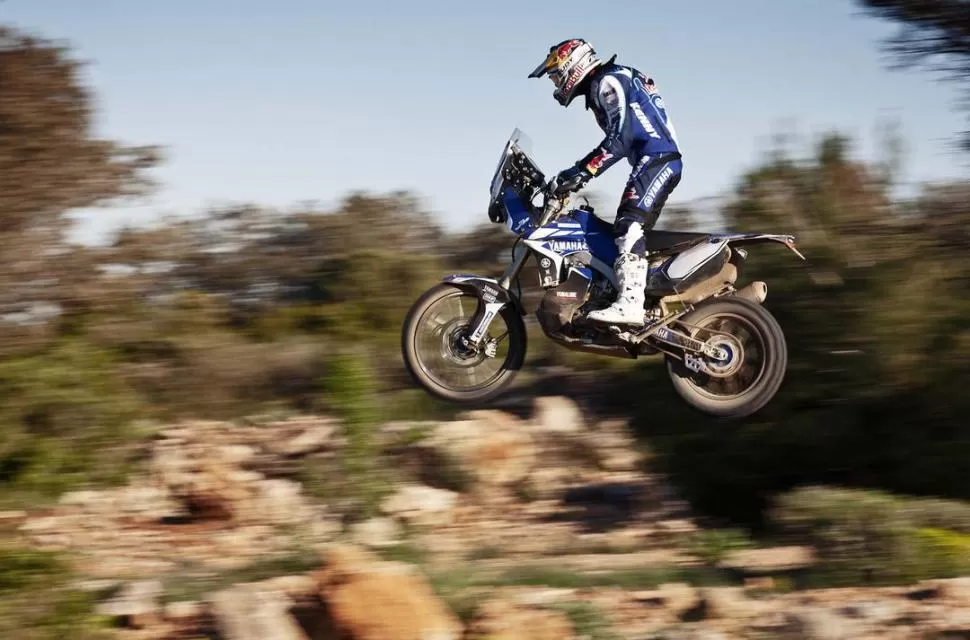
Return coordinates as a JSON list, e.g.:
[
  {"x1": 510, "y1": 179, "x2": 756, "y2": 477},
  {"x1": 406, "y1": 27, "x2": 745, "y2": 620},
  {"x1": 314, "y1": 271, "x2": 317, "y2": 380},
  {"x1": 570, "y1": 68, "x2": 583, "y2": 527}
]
[
  {"x1": 567, "y1": 209, "x2": 619, "y2": 265},
  {"x1": 502, "y1": 187, "x2": 535, "y2": 235},
  {"x1": 528, "y1": 208, "x2": 618, "y2": 266}
]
